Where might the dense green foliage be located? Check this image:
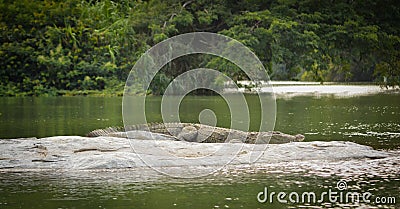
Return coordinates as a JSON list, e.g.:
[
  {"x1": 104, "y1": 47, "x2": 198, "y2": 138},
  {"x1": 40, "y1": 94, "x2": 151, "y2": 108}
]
[{"x1": 1, "y1": 0, "x2": 399, "y2": 96}]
